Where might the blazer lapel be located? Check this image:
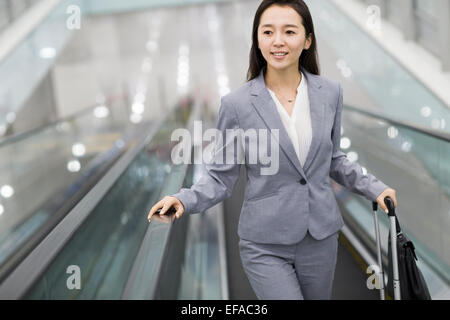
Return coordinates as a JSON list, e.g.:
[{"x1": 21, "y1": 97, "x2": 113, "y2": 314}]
[
  {"x1": 249, "y1": 68, "x2": 324, "y2": 178},
  {"x1": 250, "y1": 69, "x2": 306, "y2": 179},
  {"x1": 302, "y1": 70, "x2": 324, "y2": 173}
]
